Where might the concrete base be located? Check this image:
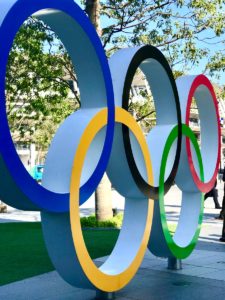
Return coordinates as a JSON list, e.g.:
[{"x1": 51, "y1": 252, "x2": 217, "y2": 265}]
[
  {"x1": 167, "y1": 257, "x2": 182, "y2": 270},
  {"x1": 2, "y1": 249, "x2": 225, "y2": 300},
  {"x1": 96, "y1": 290, "x2": 115, "y2": 300}
]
